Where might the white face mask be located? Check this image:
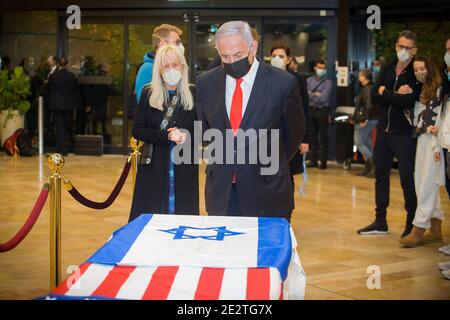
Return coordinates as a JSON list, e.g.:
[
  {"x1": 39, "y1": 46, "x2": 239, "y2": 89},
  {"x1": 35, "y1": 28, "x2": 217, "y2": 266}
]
[
  {"x1": 162, "y1": 68, "x2": 182, "y2": 86},
  {"x1": 178, "y1": 43, "x2": 185, "y2": 55},
  {"x1": 397, "y1": 48, "x2": 410, "y2": 62},
  {"x1": 271, "y1": 56, "x2": 286, "y2": 70},
  {"x1": 445, "y1": 51, "x2": 450, "y2": 67}
]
